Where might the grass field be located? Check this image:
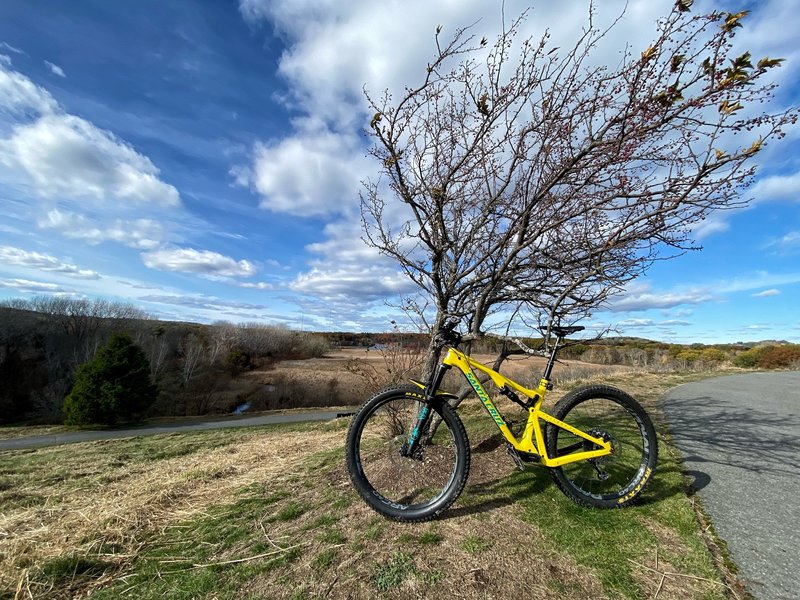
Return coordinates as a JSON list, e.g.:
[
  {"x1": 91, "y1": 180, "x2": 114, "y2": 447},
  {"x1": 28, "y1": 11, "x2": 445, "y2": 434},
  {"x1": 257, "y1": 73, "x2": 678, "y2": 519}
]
[{"x1": 0, "y1": 364, "x2": 745, "y2": 599}]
